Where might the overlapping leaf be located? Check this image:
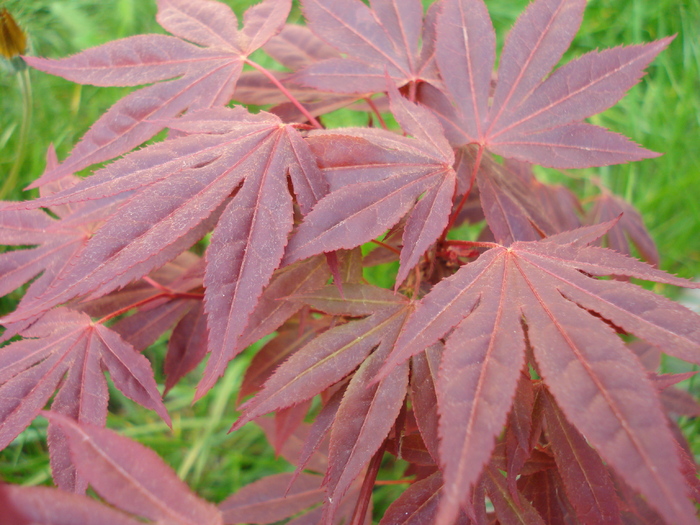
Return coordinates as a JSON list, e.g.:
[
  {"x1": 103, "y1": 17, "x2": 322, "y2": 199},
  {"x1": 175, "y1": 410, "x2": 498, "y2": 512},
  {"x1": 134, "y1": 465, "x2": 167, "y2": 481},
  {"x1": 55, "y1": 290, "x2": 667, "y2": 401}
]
[
  {"x1": 45, "y1": 413, "x2": 222, "y2": 525},
  {"x1": 541, "y1": 388, "x2": 620, "y2": 524},
  {"x1": 219, "y1": 472, "x2": 324, "y2": 524},
  {"x1": 0, "y1": 308, "x2": 169, "y2": 493},
  {"x1": 232, "y1": 284, "x2": 410, "y2": 432},
  {"x1": 425, "y1": 0, "x2": 670, "y2": 168},
  {"x1": 378, "y1": 221, "x2": 700, "y2": 525},
  {"x1": 284, "y1": 85, "x2": 455, "y2": 286},
  {"x1": 1, "y1": 107, "x2": 328, "y2": 398},
  {"x1": 589, "y1": 190, "x2": 659, "y2": 266},
  {"x1": 322, "y1": 315, "x2": 409, "y2": 522},
  {"x1": 0, "y1": 483, "x2": 143, "y2": 525},
  {"x1": 294, "y1": 0, "x2": 440, "y2": 94},
  {"x1": 23, "y1": 0, "x2": 291, "y2": 187},
  {"x1": 234, "y1": 24, "x2": 363, "y2": 121}
]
